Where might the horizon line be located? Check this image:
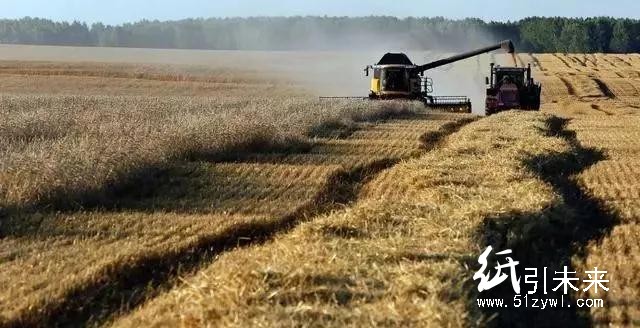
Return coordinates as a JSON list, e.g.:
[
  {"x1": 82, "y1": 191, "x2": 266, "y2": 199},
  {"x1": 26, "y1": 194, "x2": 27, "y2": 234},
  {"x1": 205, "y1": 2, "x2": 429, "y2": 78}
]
[{"x1": 1, "y1": 15, "x2": 637, "y2": 26}]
